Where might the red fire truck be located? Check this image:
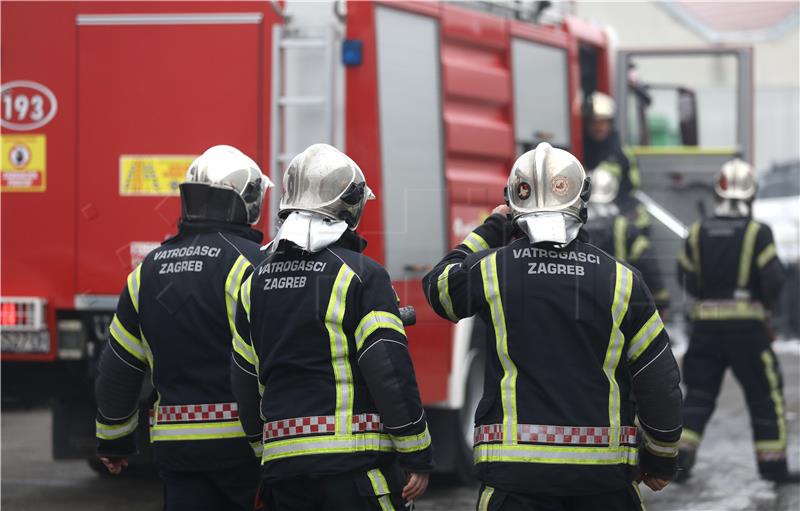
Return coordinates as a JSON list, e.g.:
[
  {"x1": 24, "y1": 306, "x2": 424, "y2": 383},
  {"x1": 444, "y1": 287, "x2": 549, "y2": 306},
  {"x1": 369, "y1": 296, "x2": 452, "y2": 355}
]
[{"x1": 1, "y1": 0, "x2": 753, "y2": 476}]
